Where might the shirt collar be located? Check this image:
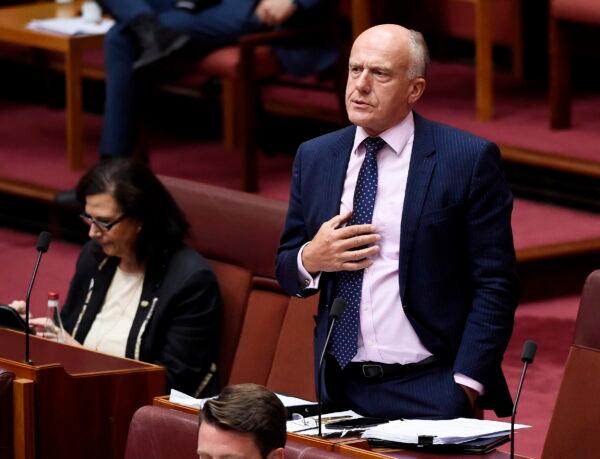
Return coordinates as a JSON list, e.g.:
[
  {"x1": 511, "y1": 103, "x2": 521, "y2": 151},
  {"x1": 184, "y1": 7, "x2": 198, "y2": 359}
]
[{"x1": 351, "y1": 111, "x2": 415, "y2": 157}]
